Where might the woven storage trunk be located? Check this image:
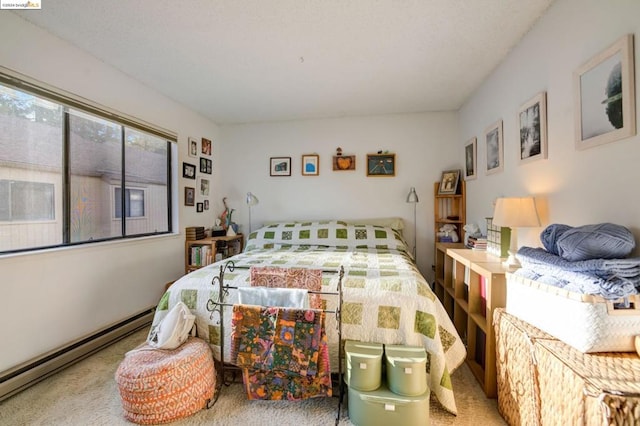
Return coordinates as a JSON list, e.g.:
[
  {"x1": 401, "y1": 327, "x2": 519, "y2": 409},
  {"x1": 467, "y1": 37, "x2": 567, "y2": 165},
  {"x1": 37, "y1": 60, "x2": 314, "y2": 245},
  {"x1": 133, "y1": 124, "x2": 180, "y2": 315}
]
[
  {"x1": 534, "y1": 340, "x2": 640, "y2": 426},
  {"x1": 115, "y1": 337, "x2": 216, "y2": 424},
  {"x1": 494, "y1": 308, "x2": 556, "y2": 426},
  {"x1": 506, "y1": 273, "x2": 640, "y2": 352}
]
